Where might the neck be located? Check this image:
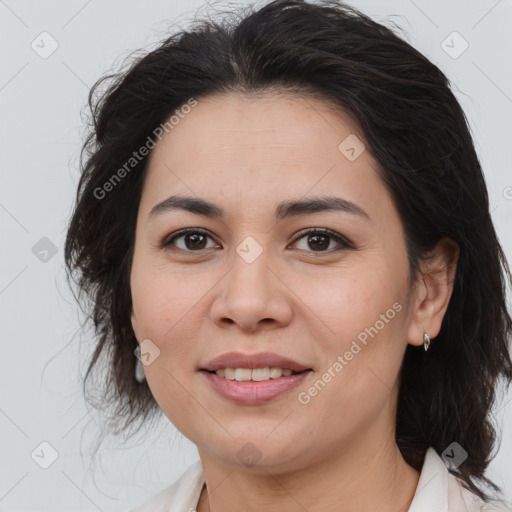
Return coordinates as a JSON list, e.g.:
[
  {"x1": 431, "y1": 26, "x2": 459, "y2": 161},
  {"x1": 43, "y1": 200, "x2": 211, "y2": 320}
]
[{"x1": 195, "y1": 423, "x2": 421, "y2": 512}]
